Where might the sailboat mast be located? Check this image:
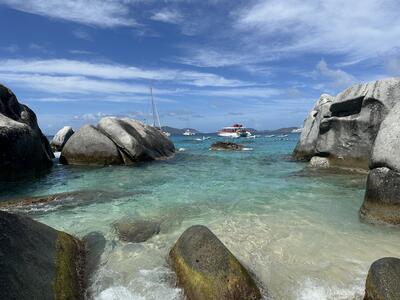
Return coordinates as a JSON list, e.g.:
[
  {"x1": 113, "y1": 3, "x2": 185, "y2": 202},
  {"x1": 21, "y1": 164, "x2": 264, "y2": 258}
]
[
  {"x1": 150, "y1": 87, "x2": 157, "y2": 127},
  {"x1": 150, "y1": 86, "x2": 162, "y2": 130}
]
